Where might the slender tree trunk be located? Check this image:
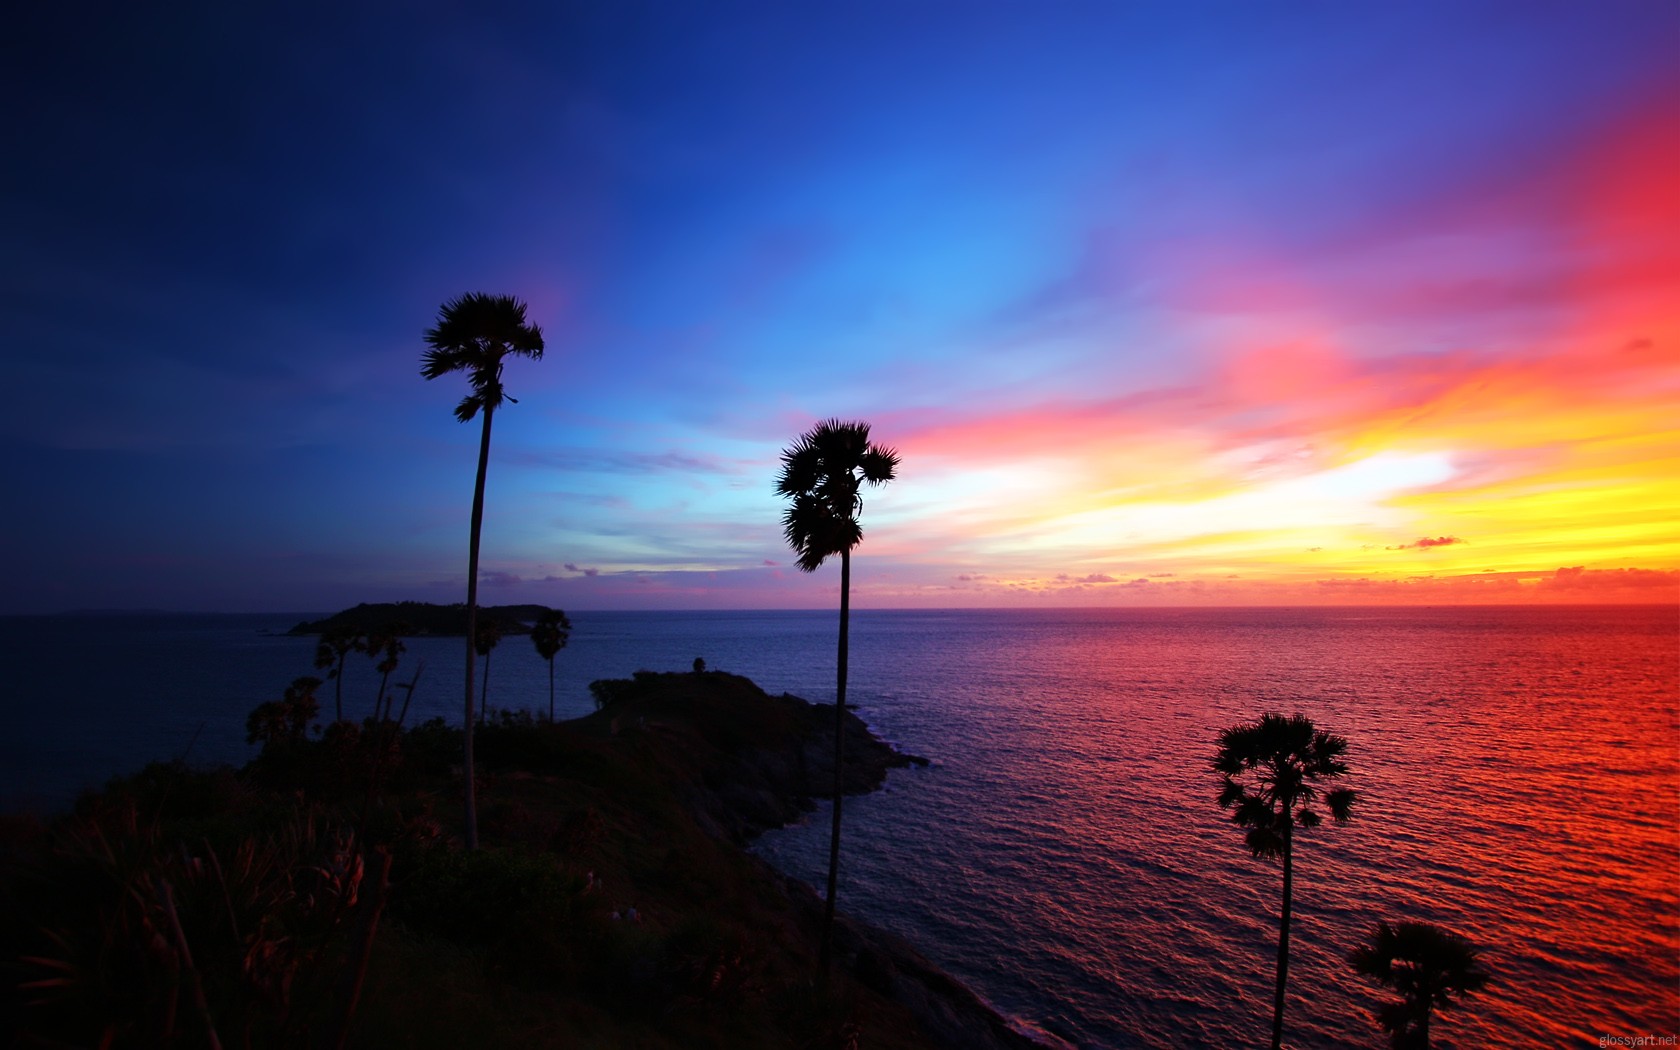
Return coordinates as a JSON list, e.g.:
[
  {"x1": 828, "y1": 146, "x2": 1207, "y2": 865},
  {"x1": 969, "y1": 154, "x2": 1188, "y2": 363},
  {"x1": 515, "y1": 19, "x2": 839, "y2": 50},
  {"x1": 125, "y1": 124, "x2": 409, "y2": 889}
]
[
  {"x1": 333, "y1": 655, "x2": 345, "y2": 723},
  {"x1": 548, "y1": 660, "x2": 555, "y2": 722},
  {"x1": 462, "y1": 407, "x2": 494, "y2": 851},
  {"x1": 819, "y1": 546, "x2": 851, "y2": 975},
  {"x1": 1415, "y1": 1004, "x2": 1431, "y2": 1050},
  {"x1": 395, "y1": 662, "x2": 422, "y2": 727},
  {"x1": 480, "y1": 648, "x2": 493, "y2": 724},
  {"x1": 1272, "y1": 829, "x2": 1294, "y2": 1050}
]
